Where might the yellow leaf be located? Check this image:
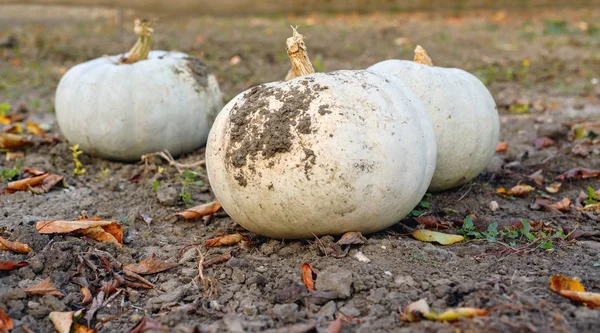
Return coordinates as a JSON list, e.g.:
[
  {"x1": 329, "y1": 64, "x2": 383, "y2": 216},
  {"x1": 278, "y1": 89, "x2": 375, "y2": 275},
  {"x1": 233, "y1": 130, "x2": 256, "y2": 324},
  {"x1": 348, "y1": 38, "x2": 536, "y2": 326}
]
[
  {"x1": 411, "y1": 230, "x2": 464, "y2": 245},
  {"x1": 549, "y1": 274, "x2": 600, "y2": 308},
  {"x1": 497, "y1": 184, "x2": 535, "y2": 196},
  {"x1": 425, "y1": 308, "x2": 489, "y2": 322}
]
